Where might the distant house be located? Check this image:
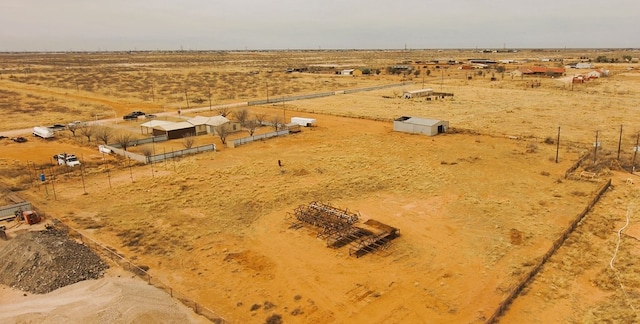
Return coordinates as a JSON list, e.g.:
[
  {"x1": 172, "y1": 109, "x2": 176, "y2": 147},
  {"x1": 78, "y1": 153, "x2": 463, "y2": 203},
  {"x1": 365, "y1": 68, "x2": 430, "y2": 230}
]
[
  {"x1": 403, "y1": 88, "x2": 433, "y2": 99},
  {"x1": 187, "y1": 116, "x2": 212, "y2": 135},
  {"x1": 341, "y1": 69, "x2": 355, "y2": 76},
  {"x1": 205, "y1": 115, "x2": 236, "y2": 134},
  {"x1": 187, "y1": 115, "x2": 235, "y2": 135},
  {"x1": 393, "y1": 116, "x2": 448, "y2": 136},
  {"x1": 576, "y1": 62, "x2": 594, "y2": 69},
  {"x1": 512, "y1": 67, "x2": 565, "y2": 77}
]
